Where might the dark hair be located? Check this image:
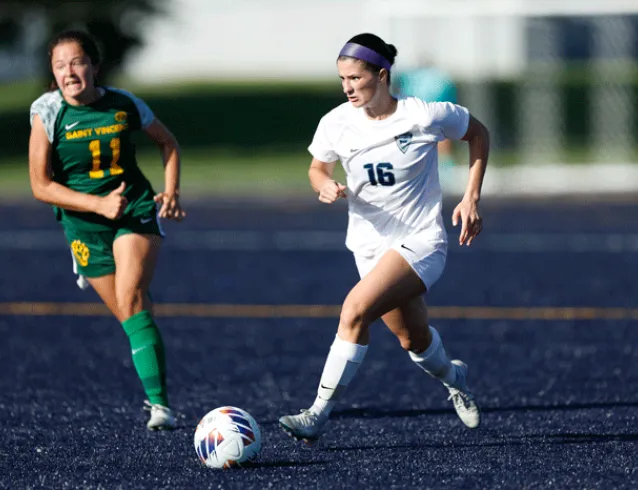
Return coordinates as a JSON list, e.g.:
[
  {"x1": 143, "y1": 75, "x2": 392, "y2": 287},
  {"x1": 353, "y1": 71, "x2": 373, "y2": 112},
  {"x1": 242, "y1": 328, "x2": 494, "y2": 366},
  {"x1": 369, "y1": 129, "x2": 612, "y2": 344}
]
[
  {"x1": 338, "y1": 33, "x2": 398, "y2": 81},
  {"x1": 47, "y1": 30, "x2": 101, "y2": 91}
]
